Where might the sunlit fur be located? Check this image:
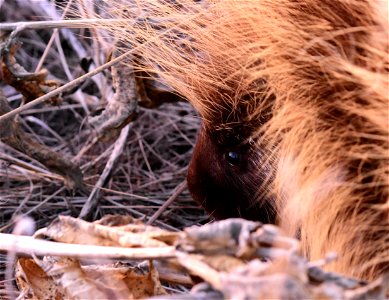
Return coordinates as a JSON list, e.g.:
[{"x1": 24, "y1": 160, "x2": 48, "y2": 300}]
[{"x1": 79, "y1": 0, "x2": 389, "y2": 280}]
